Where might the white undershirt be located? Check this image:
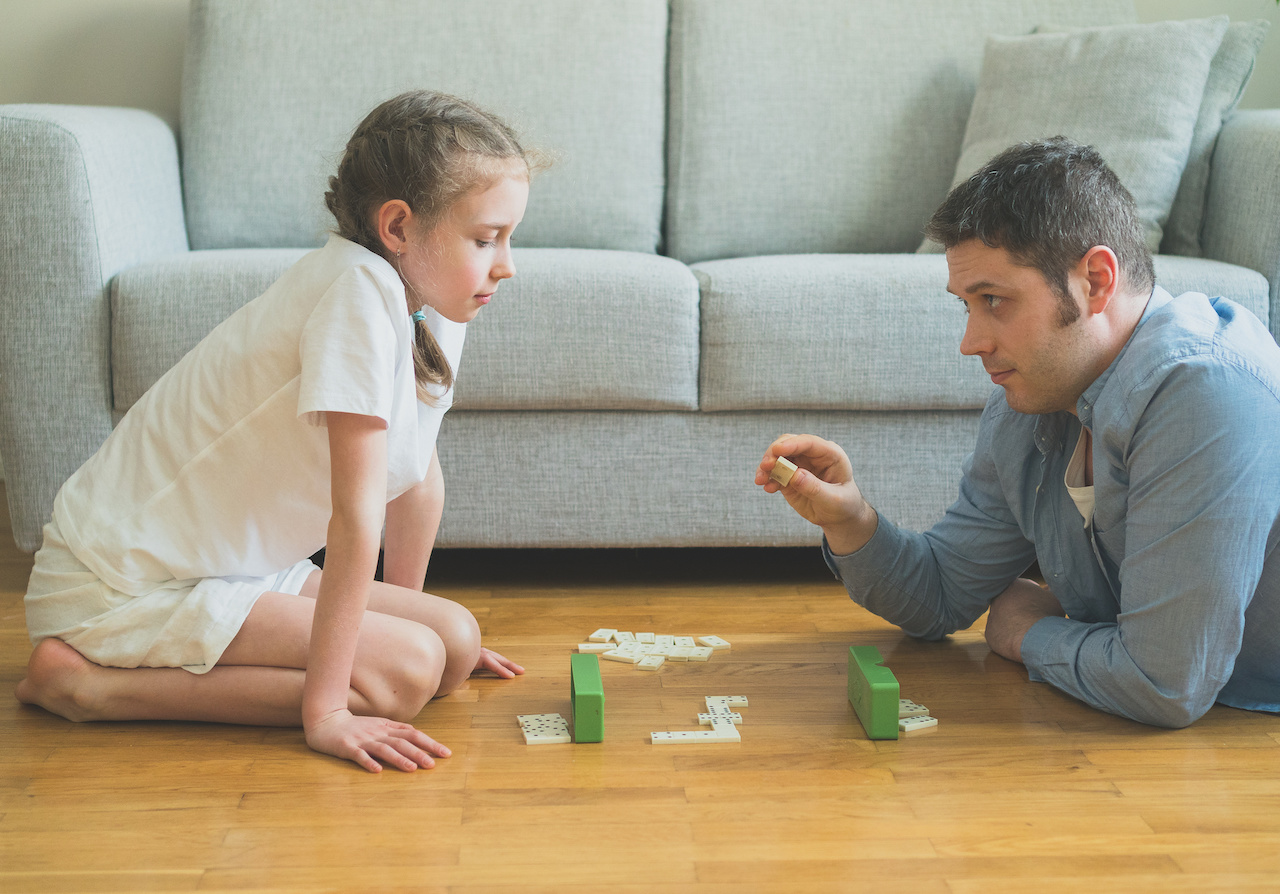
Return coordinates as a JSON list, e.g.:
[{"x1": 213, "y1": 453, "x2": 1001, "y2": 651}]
[{"x1": 1065, "y1": 427, "x2": 1095, "y2": 527}]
